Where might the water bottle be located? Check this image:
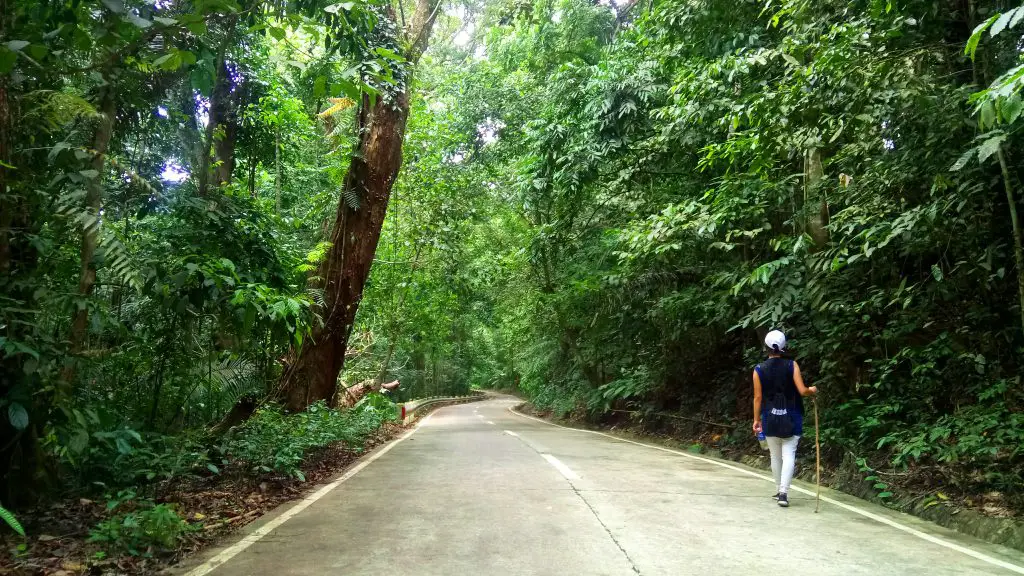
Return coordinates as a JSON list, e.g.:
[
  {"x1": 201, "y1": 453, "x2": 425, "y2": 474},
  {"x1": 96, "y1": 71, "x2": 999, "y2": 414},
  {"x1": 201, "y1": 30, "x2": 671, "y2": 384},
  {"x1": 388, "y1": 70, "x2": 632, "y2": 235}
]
[{"x1": 757, "y1": 430, "x2": 768, "y2": 450}]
